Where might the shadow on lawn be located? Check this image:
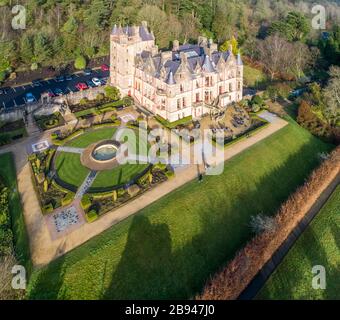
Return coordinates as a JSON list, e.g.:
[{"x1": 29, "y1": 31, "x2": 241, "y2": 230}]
[
  {"x1": 103, "y1": 215, "x2": 172, "y2": 299},
  {"x1": 28, "y1": 133, "x2": 334, "y2": 299},
  {"x1": 28, "y1": 242, "x2": 67, "y2": 299}
]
